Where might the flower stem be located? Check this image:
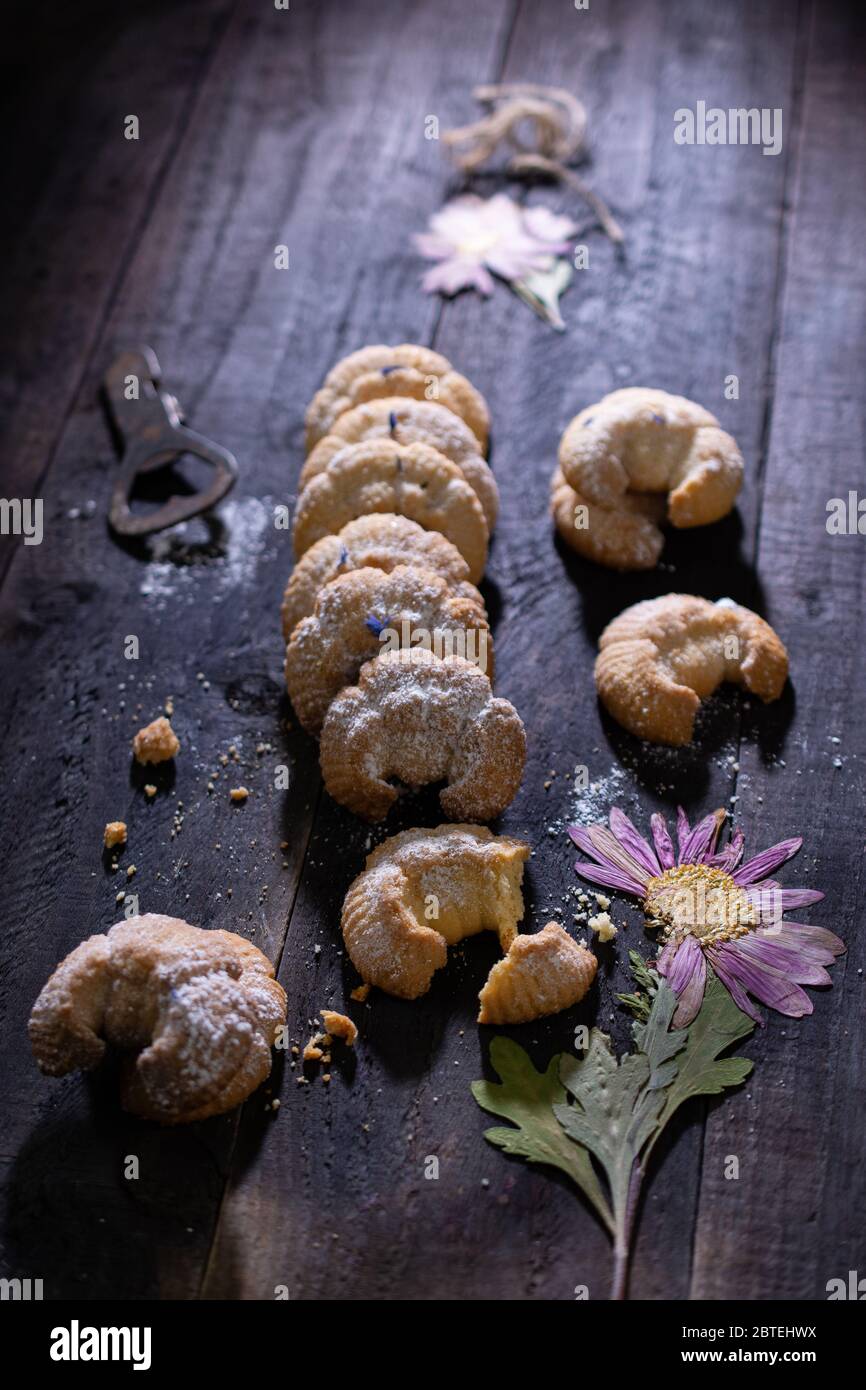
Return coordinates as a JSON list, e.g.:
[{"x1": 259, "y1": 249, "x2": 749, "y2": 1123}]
[{"x1": 609, "y1": 1163, "x2": 643, "y2": 1300}]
